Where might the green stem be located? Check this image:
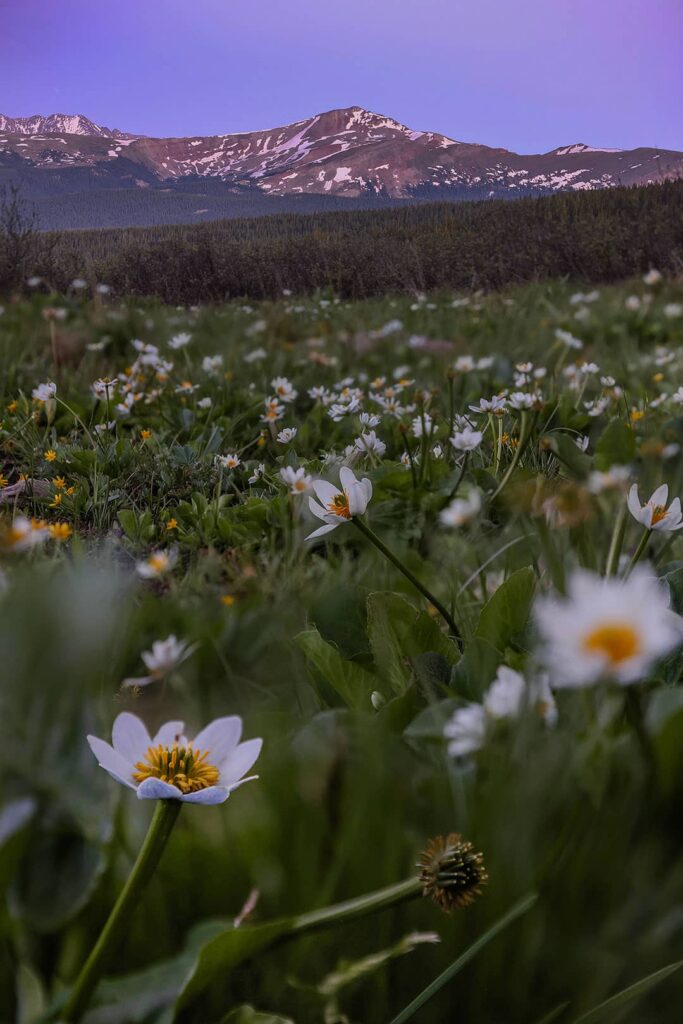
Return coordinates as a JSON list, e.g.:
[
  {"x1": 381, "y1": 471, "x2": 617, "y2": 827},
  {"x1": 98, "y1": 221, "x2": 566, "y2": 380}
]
[
  {"x1": 626, "y1": 527, "x2": 652, "y2": 576},
  {"x1": 352, "y1": 517, "x2": 463, "y2": 650},
  {"x1": 489, "y1": 411, "x2": 532, "y2": 504},
  {"x1": 294, "y1": 875, "x2": 422, "y2": 933},
  {"x1": 446, "y1": 451, "x2": 469, "y2": 501},
  {"x1": 604, "y1": 503, "x2": 628, "y2": 578},
  {"x1": 61, "y1": 800, "x2": 182, "y2": 1023}
]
